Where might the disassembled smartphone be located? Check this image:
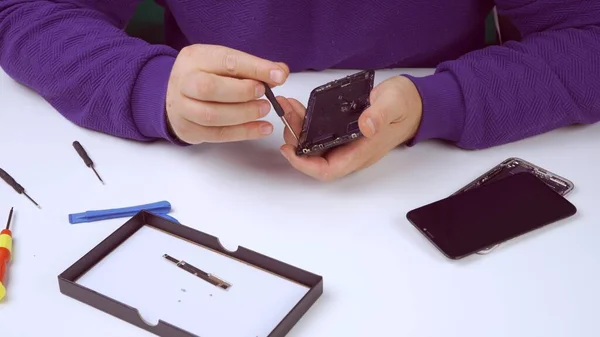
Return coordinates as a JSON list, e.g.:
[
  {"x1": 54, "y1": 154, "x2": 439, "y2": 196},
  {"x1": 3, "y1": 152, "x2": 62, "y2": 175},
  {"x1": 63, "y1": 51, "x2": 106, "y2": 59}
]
[
  {"x1": 453, "y1": 157, "x2": 575, "y2": 255},
  {"x1": 453, "y1": 157, "x2": 574, "y2": 197},
  {"x1": 295, "y1": 70, "x2": 375, "y2": 156}
]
